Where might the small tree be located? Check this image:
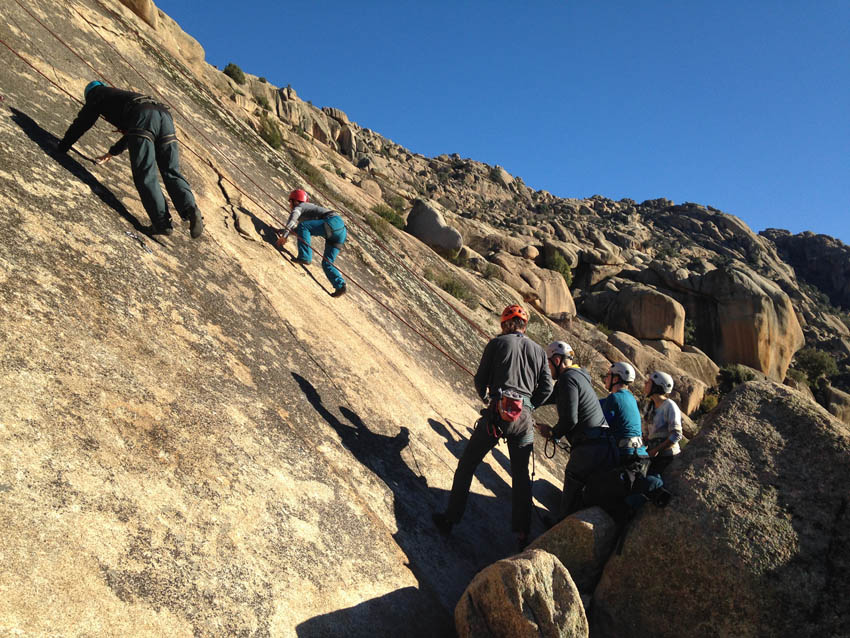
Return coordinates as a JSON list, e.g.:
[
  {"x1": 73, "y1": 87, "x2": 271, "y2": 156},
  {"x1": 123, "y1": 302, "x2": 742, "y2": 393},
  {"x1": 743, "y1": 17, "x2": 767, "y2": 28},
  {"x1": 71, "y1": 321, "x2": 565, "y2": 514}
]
[
  {"x1": 545, "y1": 250, "x2": 573, "y2": 287},
  {"x1": 258, "y1": 114, "x2": 282, "y2": 149},
  {"x1": 223, "y1": 62, "x2": 246, "y2": 85},
  {"x1": 794, "y1": 348, "x2": 838, "y2": 383}
]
